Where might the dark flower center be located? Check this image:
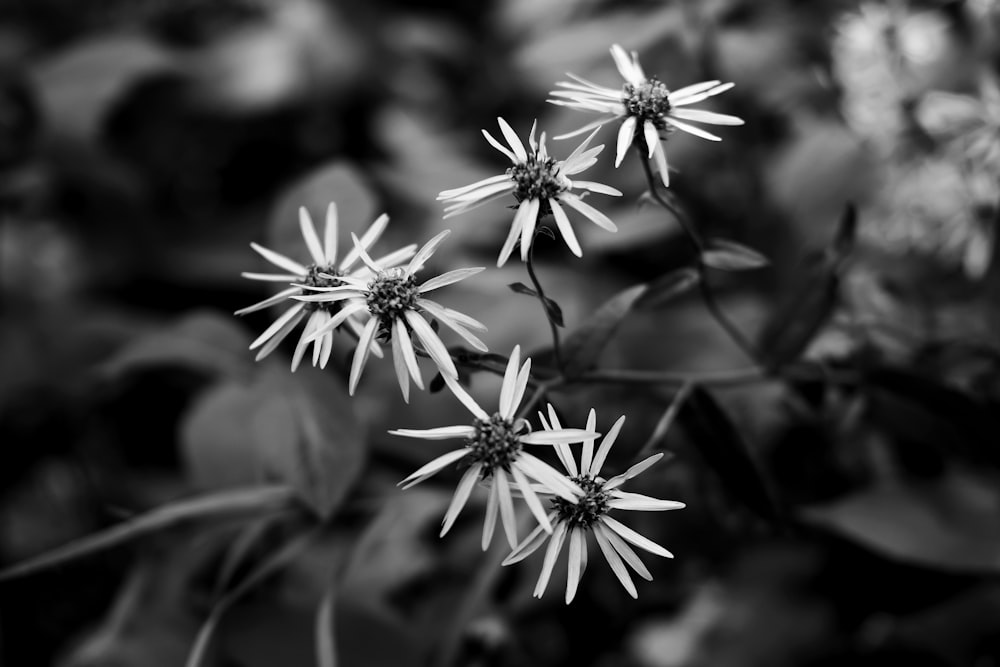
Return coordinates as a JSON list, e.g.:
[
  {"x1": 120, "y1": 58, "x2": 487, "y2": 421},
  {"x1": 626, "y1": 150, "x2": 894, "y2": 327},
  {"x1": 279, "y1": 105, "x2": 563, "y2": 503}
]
[
  {"x1": 301, "y1": 265, "x2": 343, "y2": 313},
  {"x1": 624, "y1": 77, "x2": 673, "y2": 133},
  {"x1": 552, "y1": 475, "x2": 610, "y2": 529},
  {"x1": 366, "y1": 269, "x2": 419, "y2": 338},
  {"x1": 508, "y1": 153, "x2": 568, "y2": 216},
  {"x1": 467, "y1": 412, "x2": 523, "y2": 479}
]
